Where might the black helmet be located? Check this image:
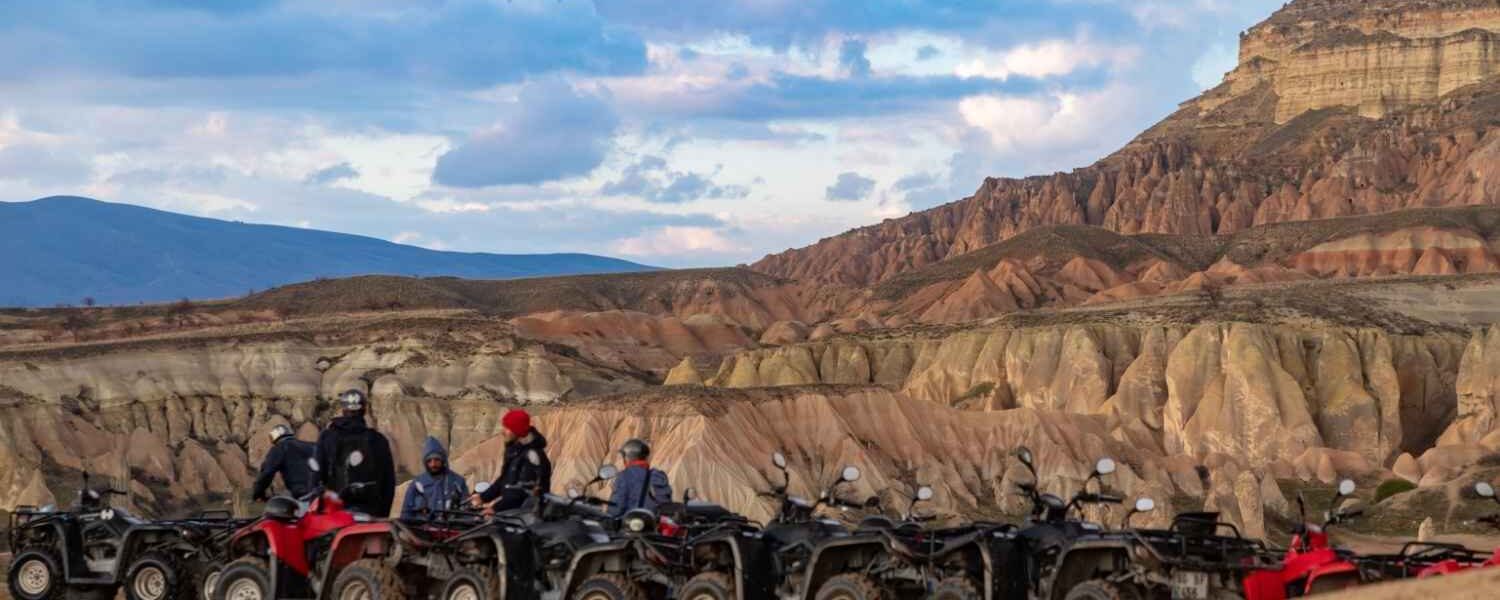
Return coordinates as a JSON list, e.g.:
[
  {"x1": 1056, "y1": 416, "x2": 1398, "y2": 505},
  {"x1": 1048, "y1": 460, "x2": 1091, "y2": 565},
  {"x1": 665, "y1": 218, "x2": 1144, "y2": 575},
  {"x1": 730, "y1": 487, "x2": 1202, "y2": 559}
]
[
  {"x1": 339, "y1": 389, "x2": 367, "y2": 412},
  {"x1": 620, "y1": 438, "x2": 651, "y2": 461},
  {"x1": 264, "y1": 496, "x2": 300, "y2": 522}
]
